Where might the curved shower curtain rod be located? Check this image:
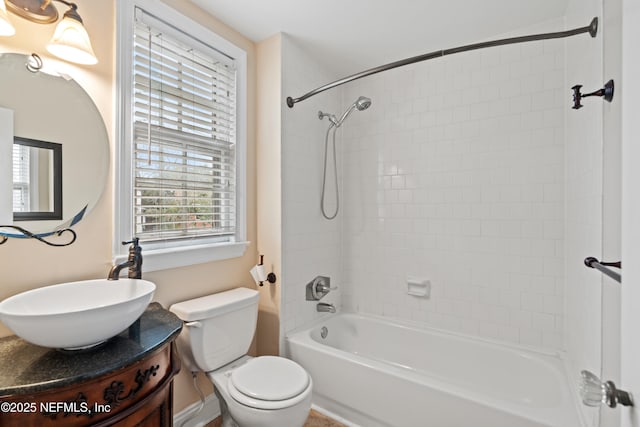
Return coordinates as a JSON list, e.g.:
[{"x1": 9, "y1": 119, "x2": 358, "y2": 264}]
[{"x1": 286, "y1": 17, "x2": 598, "y2": 108}]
